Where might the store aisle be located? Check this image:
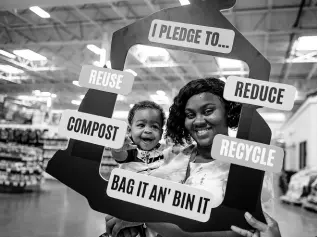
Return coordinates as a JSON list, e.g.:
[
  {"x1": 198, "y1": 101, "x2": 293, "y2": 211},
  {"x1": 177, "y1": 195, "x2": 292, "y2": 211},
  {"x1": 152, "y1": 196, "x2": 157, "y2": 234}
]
[
  {"x1": 0, "y1": 180, "x2": 106, "y2": 237},
  {"x1": 0, "y1": 180, "x2": 316, "y2": 237}
]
